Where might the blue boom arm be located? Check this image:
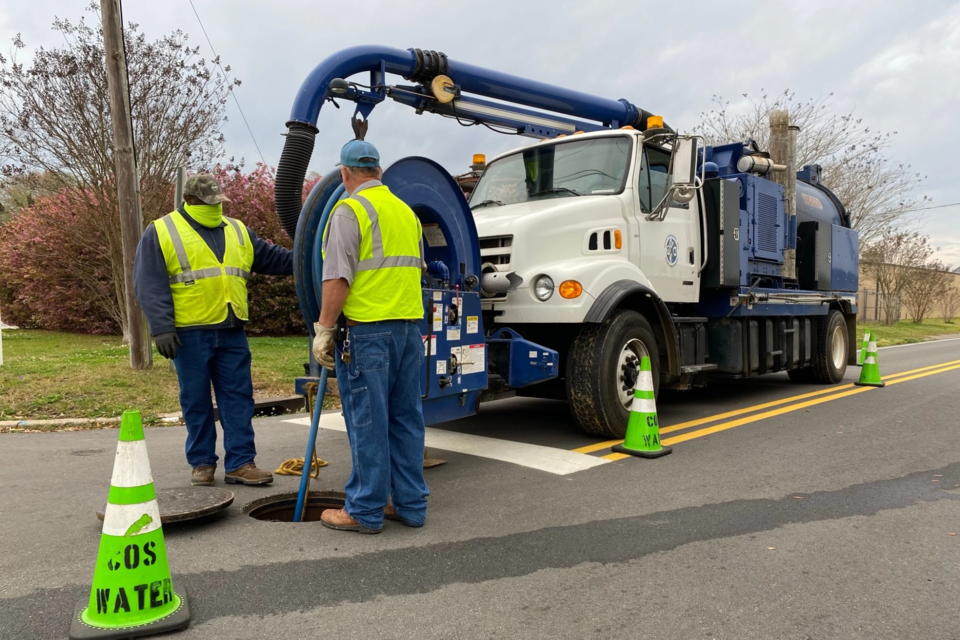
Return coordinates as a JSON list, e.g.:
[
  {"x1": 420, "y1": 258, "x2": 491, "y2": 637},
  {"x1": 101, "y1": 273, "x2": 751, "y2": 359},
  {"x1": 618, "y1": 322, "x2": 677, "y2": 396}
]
[{"x1": 275, "y1": 45, "x2": 665, "y2": 241}]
